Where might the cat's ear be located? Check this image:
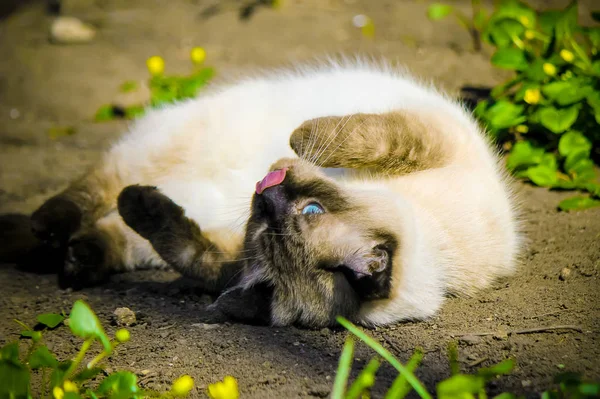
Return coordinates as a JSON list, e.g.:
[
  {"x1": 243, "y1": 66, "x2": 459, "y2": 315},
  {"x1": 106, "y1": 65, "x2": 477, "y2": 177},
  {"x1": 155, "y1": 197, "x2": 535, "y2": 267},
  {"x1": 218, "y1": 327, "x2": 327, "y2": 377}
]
[{"x1": 208, "y1": 283, "x2": 273, "y2": 325}]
